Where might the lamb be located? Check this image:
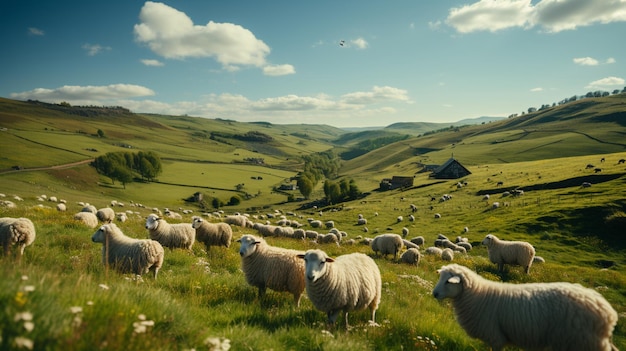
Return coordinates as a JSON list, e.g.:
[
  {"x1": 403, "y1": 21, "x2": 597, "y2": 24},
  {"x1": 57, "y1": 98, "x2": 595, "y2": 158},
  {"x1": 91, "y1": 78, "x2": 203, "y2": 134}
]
[
  {"x1": 145, "y1": 213, "x2": 195, "y2": 250},
  {"x1": 297, "y1": 249, "x2": 382, "y2": 328},
  {"x1": 74, "y1": 212, "x2": 99, "y2": 228},
  {"x1": 96, "y1": 207, "x2": 115, "y2": 223},
  {"x1": 237, "y1": 234, "x2": 305, "y2": 306},
  {"x1": 432, "y1": 264, "x2": 619, "y2": 351},
  {"x1": 91, "y1": 223, "x2": 164, "y2": 279},
  {"x1": 0, "y1": 217, "x2": 36, "y2": 260},
  {"x1": 400, "y1": 248, "x2": 421, "y2": 265},
  {"x1": 481, "y1": 234, "x2": 535, "y2": 274},
  {"x1": 371, "y1": 233, "x2": 403, "y2": 260},
  {"x1": 191, "y1": 216, "x2": 232, "y2": 250}
]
